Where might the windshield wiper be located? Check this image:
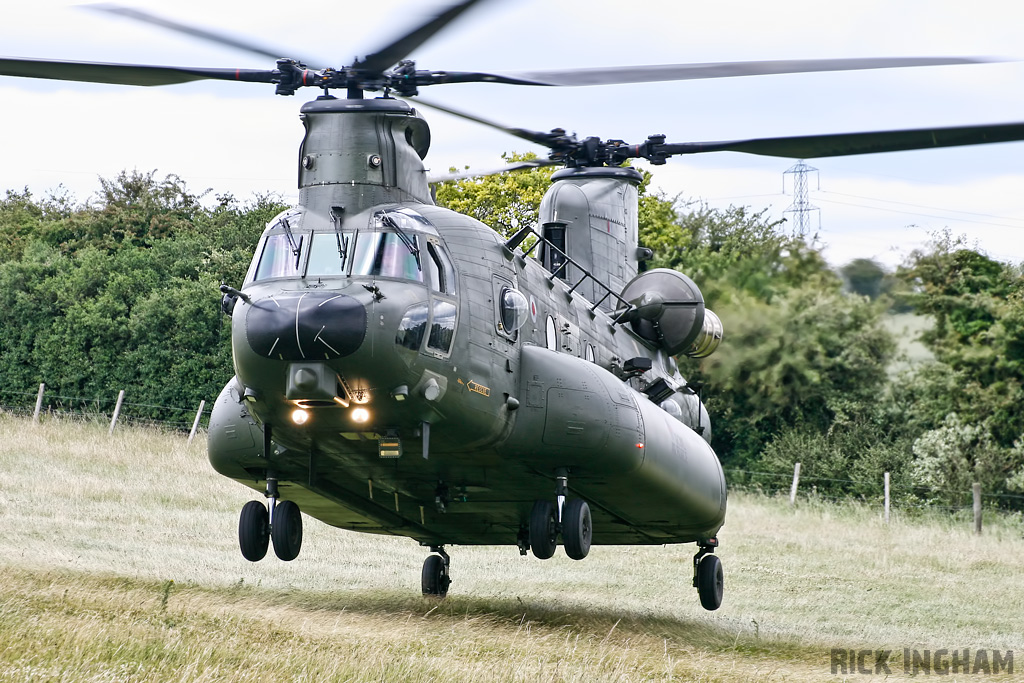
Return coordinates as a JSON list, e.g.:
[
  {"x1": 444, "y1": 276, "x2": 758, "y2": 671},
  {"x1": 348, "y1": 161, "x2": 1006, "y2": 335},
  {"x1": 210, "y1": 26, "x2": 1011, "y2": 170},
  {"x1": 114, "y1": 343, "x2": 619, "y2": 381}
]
[
  {"x1": 380, "y1": 211, "x2": 421, "y2": 270},
  {"x1": 280, "y1": 215, "x2": 301, "y2": 267},
  {"x1": 330, "y1": 205, "x2": 347, "y2": 262}
]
